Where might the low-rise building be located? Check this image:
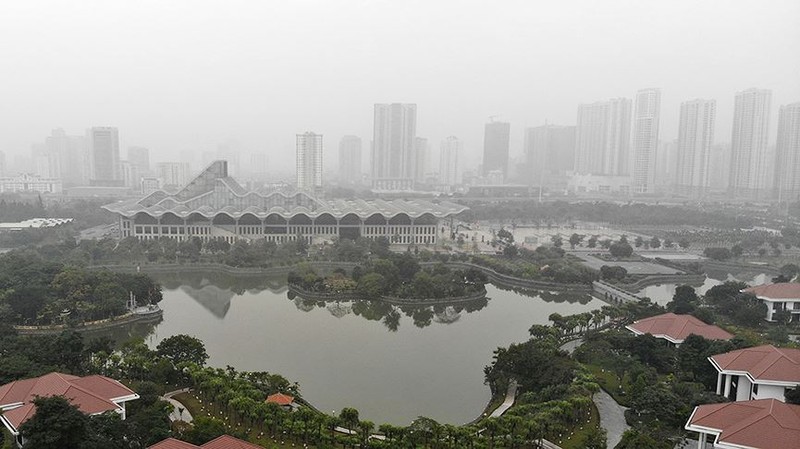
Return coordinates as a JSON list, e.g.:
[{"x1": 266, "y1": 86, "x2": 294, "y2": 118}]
[
  {"x1": 149, "y1": 435, "x2": 263, "y2": 449},
  {"x1": 685, "y1": 399, "x2": 800, "y2": 449},
  {"x1": 0, "y1": 372, "x2": 139, "y2": 447},
  {"x1": 625, "y1": 312, "x2": 733, "y2": 346},
  {"x1": 0, "y1": 174, "x2": 62, "y2": 194},
  {"x1": 743, "y1": 283, "x2": 800, "y2": 322},
  {"x1": 709, "y1": 344, "x2": 800, "y2": 402}
]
